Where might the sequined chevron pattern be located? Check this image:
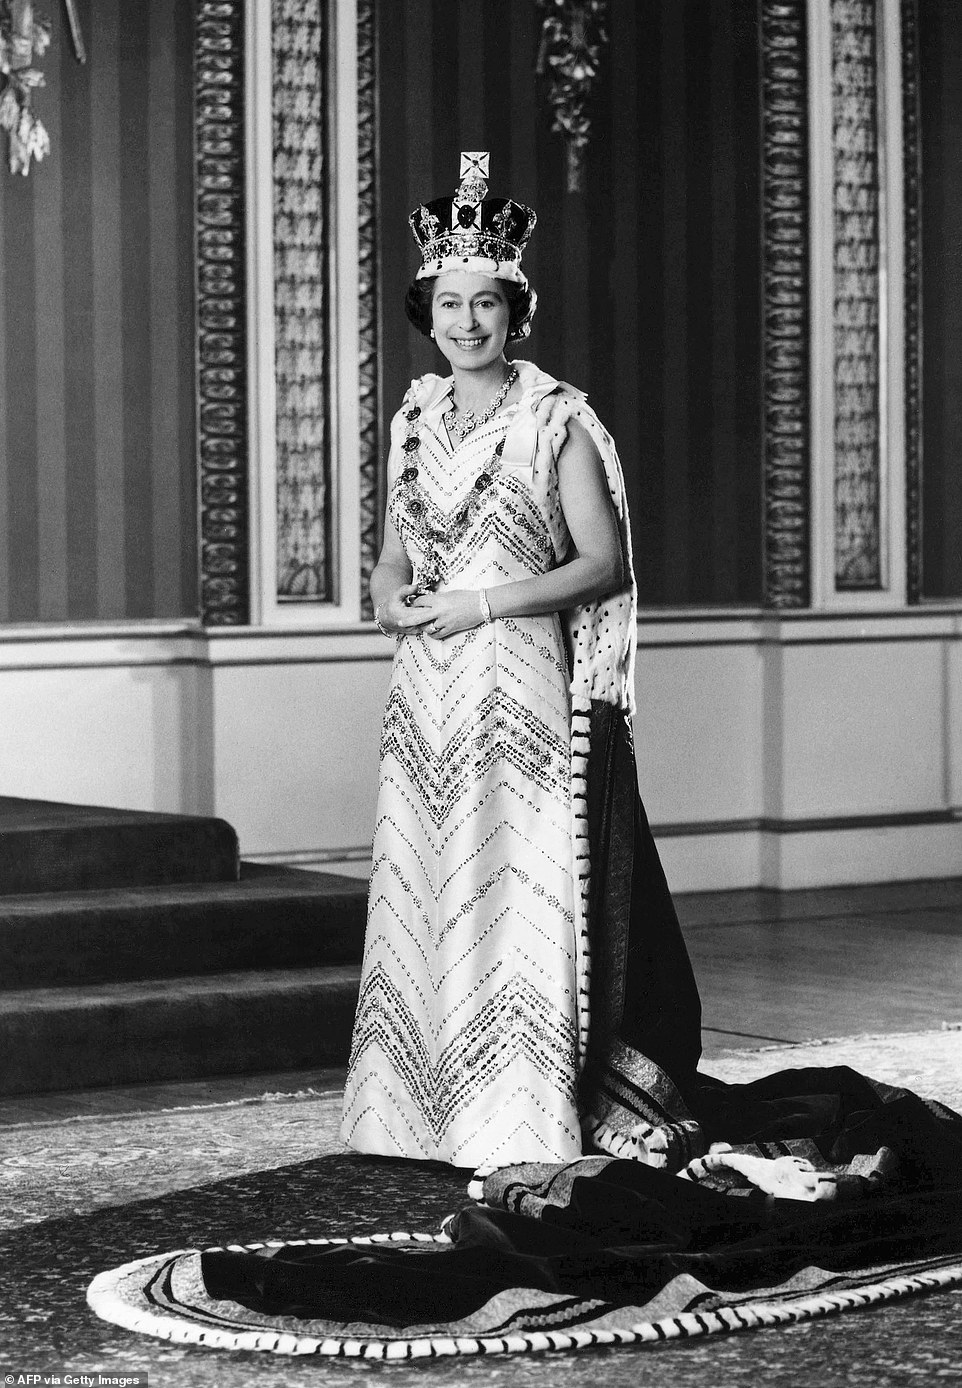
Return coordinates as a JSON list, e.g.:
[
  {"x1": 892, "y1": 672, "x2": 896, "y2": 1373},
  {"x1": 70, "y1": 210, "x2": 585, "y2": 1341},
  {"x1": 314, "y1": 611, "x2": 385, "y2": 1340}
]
[
  {"x1": 391, "y1": 400, "x2": 557, "y2": 592},
  {"x1": 341, "y1": 386, "x2": 585, "y2": 1168}
]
